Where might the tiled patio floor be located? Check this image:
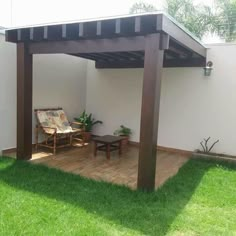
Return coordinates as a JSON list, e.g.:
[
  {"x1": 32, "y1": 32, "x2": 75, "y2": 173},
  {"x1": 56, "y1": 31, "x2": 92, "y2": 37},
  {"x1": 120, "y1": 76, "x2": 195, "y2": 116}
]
[{"x1": 25, "y1": 144, "x2": 189, "y2": 190}]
